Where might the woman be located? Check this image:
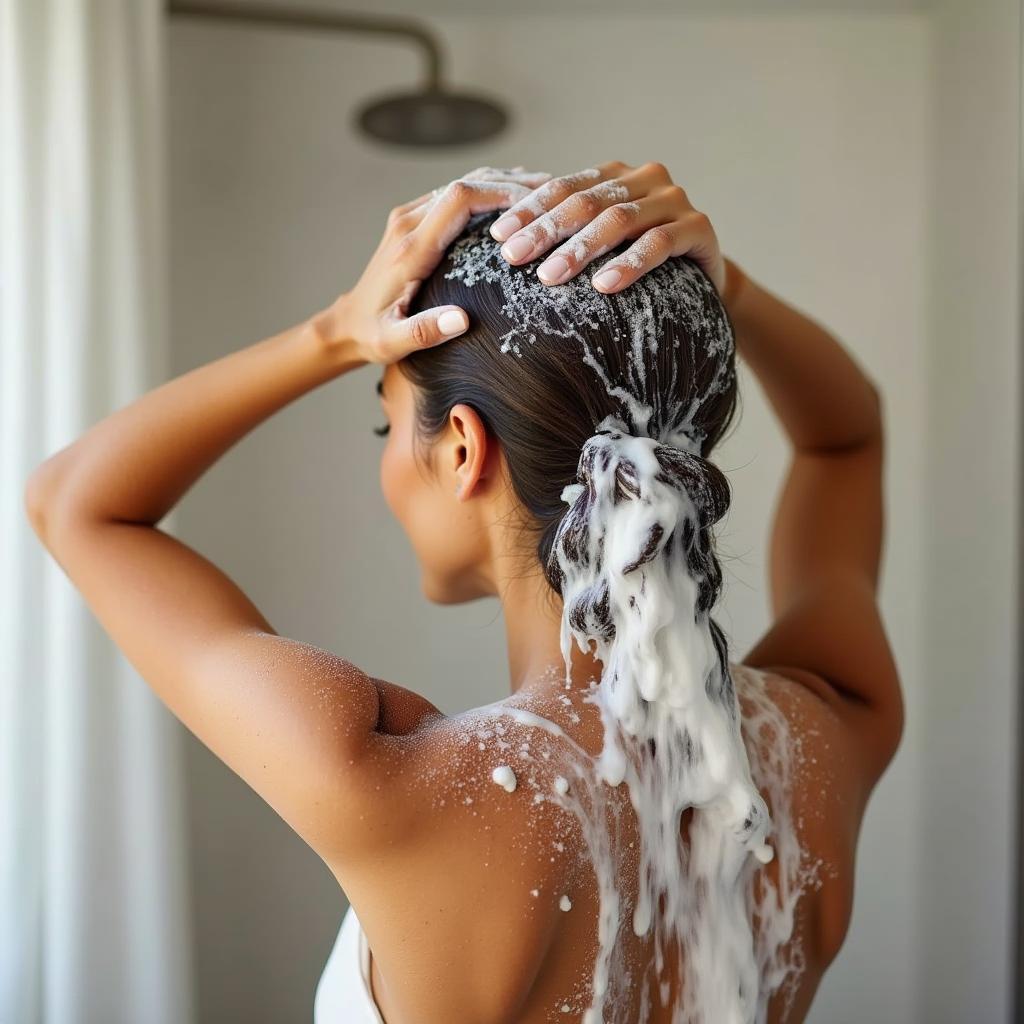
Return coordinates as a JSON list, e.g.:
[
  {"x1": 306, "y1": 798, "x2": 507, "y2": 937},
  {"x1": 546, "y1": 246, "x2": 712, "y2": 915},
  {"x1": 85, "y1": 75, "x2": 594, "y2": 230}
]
[{"x1": 25, "y1": 160, "x2": 904, "y2": 1023}]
